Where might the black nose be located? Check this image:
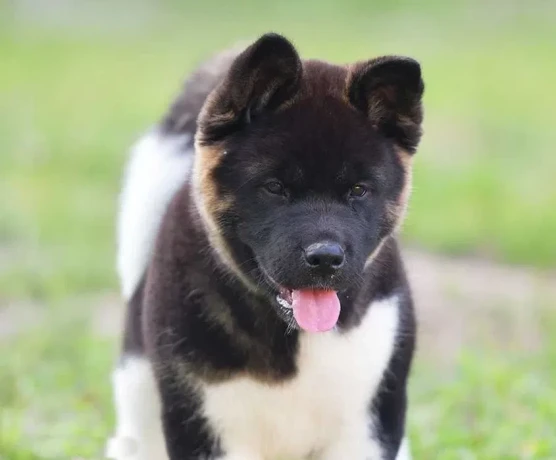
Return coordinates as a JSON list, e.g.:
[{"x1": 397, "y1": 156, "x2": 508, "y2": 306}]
[{"x1": 304, "y1": 242, "x2": 345, "y2": 270}]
